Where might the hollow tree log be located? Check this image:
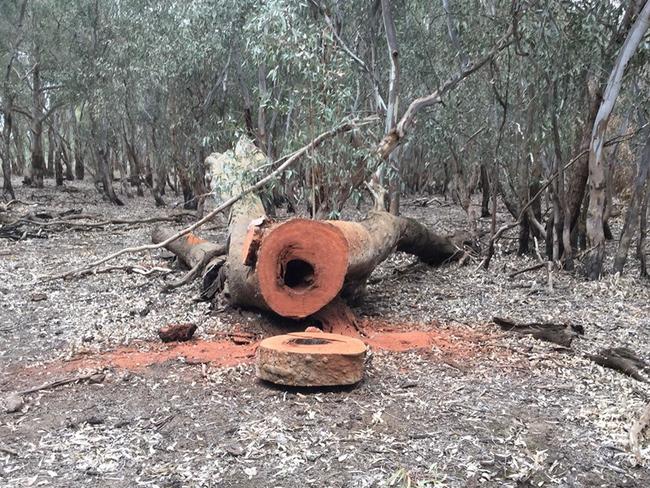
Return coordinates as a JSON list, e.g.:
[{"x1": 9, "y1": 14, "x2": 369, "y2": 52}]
[
  {"x1": 240, "y1": 213, "x2": 463, "y2": 318},
  {"x1": 154, "y1": 135, "x2": 465, "y2": 320}
]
